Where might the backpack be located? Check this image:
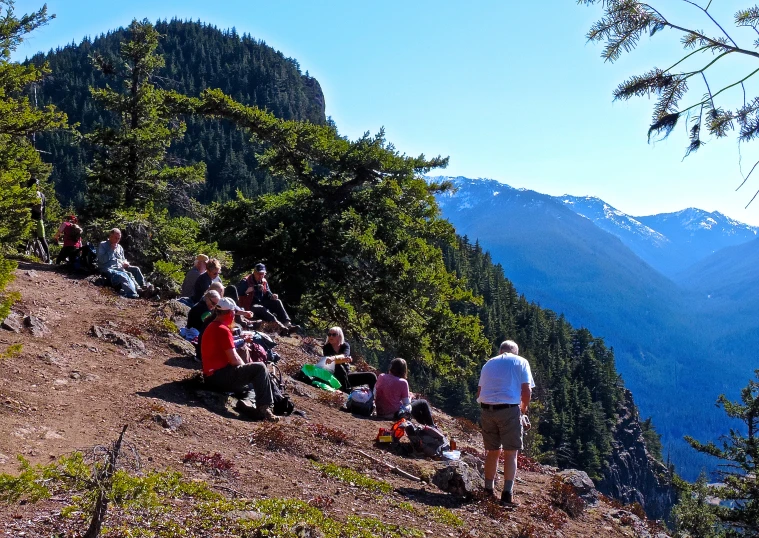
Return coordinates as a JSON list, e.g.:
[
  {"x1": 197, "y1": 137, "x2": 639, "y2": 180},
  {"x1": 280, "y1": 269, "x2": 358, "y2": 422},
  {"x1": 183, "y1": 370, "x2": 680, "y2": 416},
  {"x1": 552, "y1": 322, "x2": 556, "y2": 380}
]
[
  {"x1": 345, "y1": 386, "x2": 374, "y2": 417},
  {"x1": 404, "y1": 423, "x2": 449, "y2": 458},
  {"x1": 77, "y1": 243, "x2": 98, "y2": 272},
  {"x1": 66, "y1": 223, "x2": 83, "y2": 243},
  {"x1": 269, "y1": 367, "x2": 294, "y2": 416}
]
